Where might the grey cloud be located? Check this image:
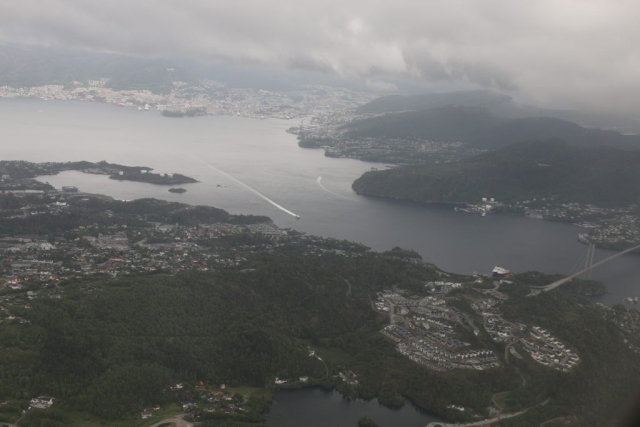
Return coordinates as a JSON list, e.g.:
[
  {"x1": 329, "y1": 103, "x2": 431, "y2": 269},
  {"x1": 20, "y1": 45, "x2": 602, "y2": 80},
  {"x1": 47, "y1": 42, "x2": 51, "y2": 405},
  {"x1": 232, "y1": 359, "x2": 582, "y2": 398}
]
[{"x1": 0, "y1": 0, "x2": 639, "y2": 113}]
